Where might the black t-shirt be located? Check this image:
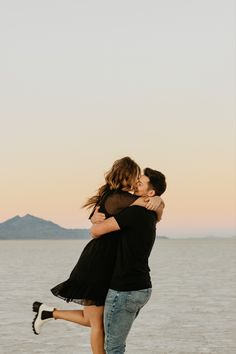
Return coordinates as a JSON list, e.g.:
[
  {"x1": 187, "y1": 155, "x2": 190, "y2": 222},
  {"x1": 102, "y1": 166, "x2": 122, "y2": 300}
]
[{"x1": 111, "y1": 205, "x2": 157, "y2": 291}]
